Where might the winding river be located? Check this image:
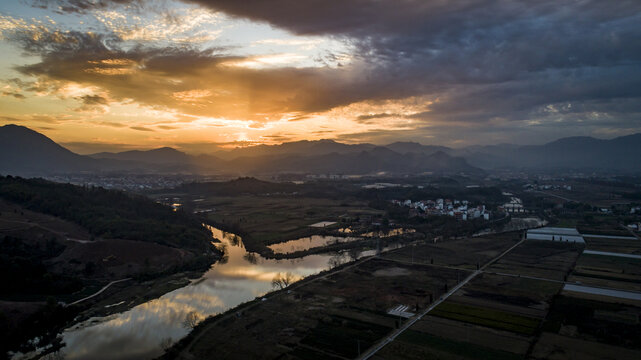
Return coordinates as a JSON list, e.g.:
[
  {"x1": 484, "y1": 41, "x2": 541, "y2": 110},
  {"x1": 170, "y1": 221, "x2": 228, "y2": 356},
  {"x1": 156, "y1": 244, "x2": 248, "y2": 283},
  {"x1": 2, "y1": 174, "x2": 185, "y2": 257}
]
[{"x1": 54, "y1": 226, "x2": 389, "y2": 360}]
